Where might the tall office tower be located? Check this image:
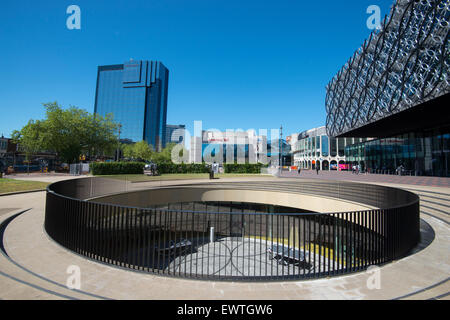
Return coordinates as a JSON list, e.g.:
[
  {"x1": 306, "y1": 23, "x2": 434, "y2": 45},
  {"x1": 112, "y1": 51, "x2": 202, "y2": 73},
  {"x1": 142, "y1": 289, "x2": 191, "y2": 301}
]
[
  {"x1": 165, "y1": 124, "x2": 186, "y2": 144},
  {"x1": 190, "y1": 136, "x2": 203, "y2": 164},
  {"x1": 94, "y1": 60, "x2": 169, "y2": 151}
]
